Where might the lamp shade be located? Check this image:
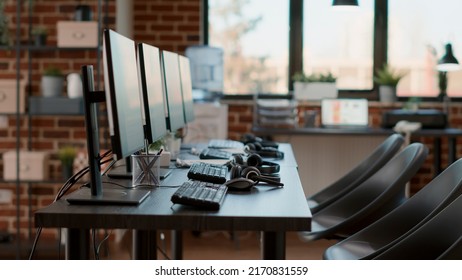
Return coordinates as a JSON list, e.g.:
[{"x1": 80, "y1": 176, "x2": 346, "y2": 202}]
[
  {"x1": 332, "y1": 0, "x2": 359, "y2": 7},
  {"x1": 437, "y1": 43, "x2": 460, "y2": 72}
]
